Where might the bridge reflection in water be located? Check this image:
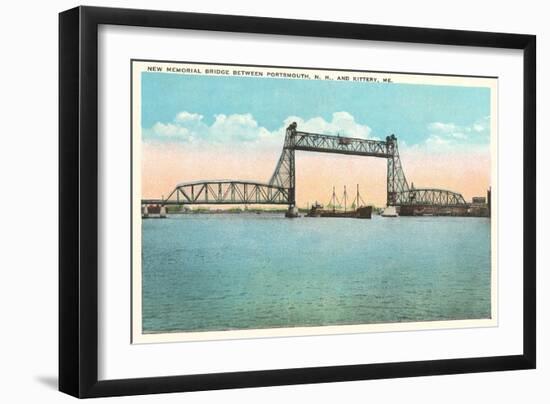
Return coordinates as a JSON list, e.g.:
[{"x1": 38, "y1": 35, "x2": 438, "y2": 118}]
[{"x1": 141, "y1": 122, "x2": 469, "y2": 217}]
